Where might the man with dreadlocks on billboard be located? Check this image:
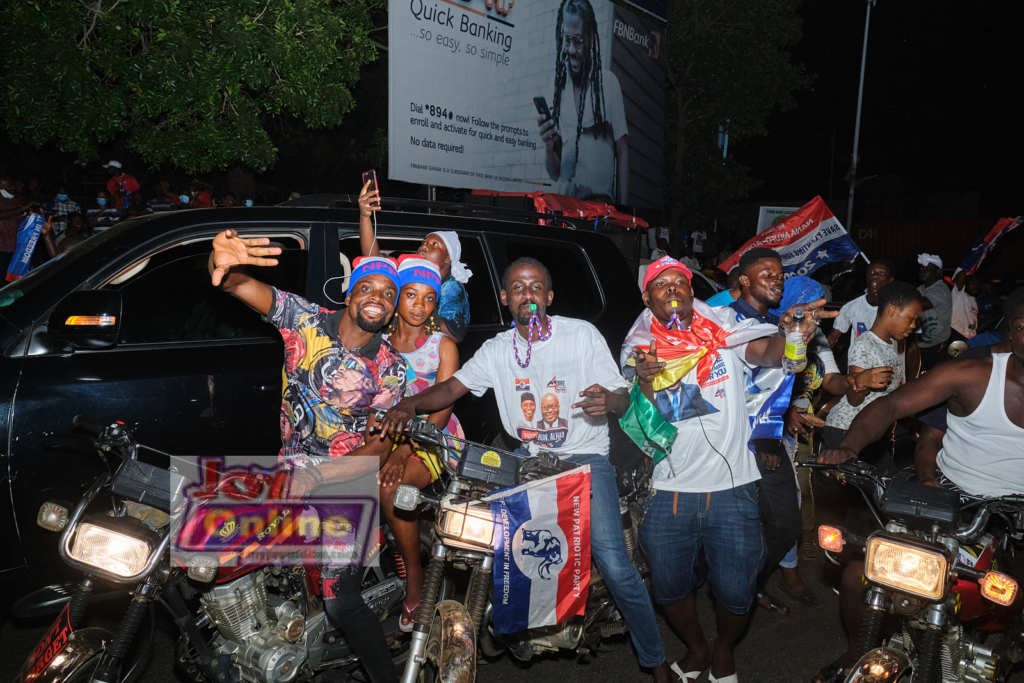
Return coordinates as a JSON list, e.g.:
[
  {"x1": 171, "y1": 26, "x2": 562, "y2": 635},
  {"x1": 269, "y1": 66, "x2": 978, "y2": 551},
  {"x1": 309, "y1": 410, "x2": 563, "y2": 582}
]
[{"x1": 536, "y1": 0, "x2": 629, "y2": 205}]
